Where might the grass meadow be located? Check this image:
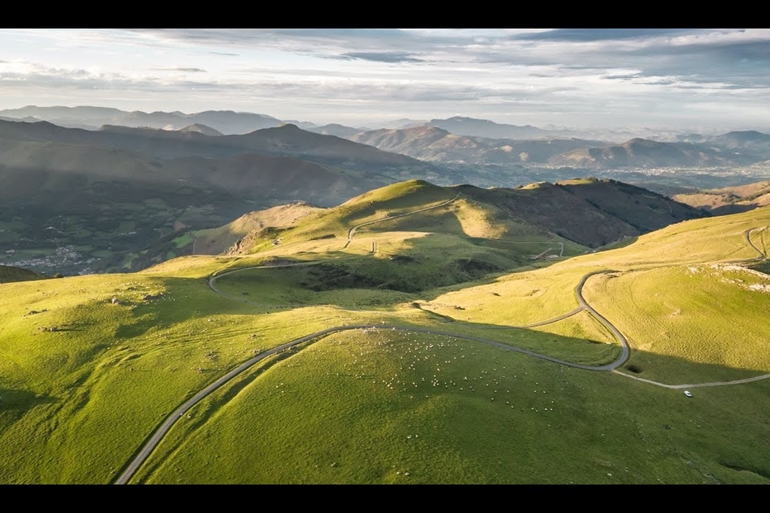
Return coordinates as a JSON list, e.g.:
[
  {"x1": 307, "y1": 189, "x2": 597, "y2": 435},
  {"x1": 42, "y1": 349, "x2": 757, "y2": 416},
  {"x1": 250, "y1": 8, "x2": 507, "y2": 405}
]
[{"x1": 1, "y1": 183, "x2": 769, "y2": 483}]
